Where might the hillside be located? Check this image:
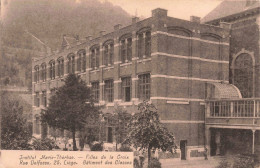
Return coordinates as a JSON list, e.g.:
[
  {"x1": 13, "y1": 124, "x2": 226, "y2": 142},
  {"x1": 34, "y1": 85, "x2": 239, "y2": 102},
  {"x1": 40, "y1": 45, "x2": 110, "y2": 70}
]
[{"x1": 0, "y1": 0, "x2": 131, "y2": 88}]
